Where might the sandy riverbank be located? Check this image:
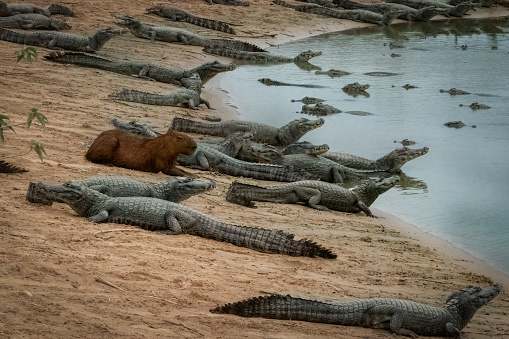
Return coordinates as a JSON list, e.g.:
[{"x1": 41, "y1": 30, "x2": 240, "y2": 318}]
[{"x1": 1, "y1": 1, "x2": 509, "y2": 338}]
